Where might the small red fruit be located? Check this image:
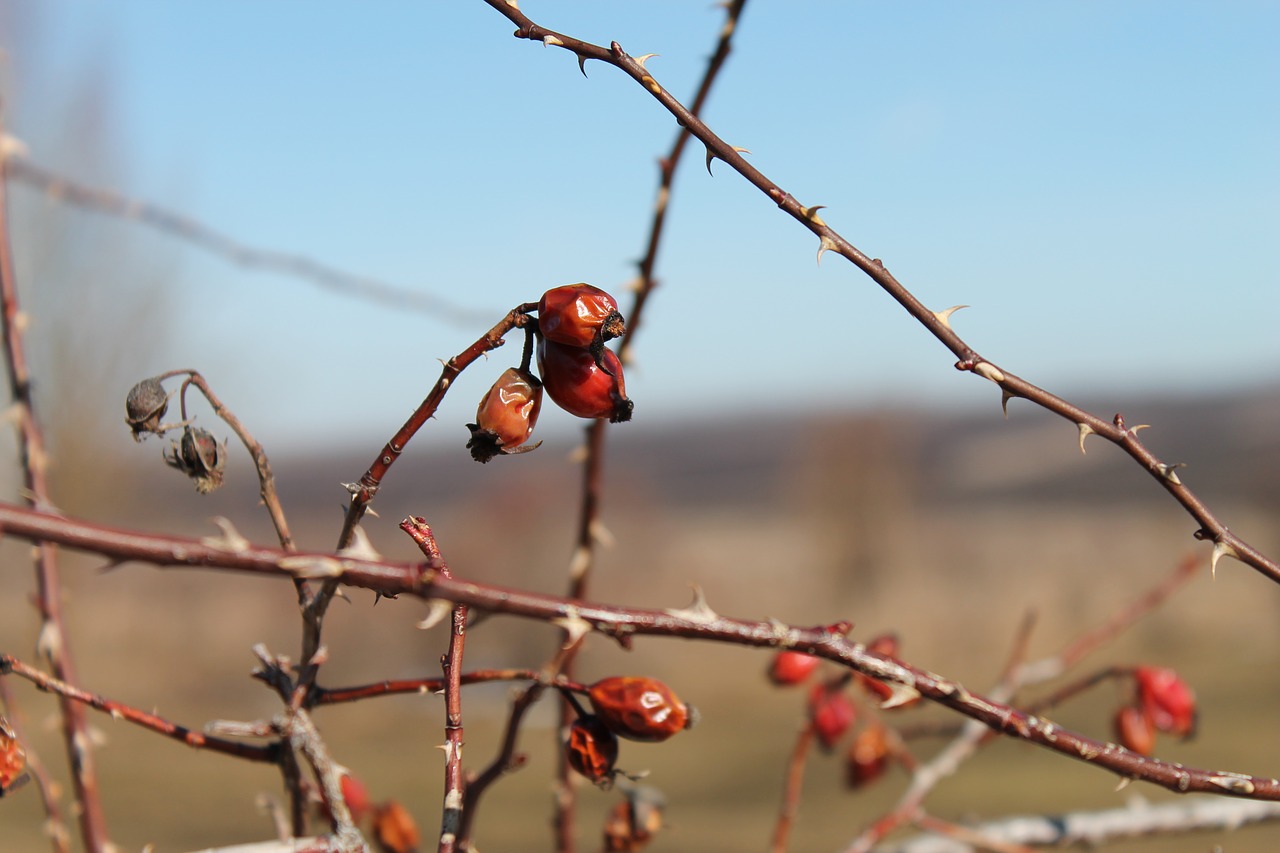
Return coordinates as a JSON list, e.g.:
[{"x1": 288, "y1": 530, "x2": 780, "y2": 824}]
[
  {"x1": 0, "y1": 717, "x2": 30, "y2": 798},
  {"x1": 537, "y1": 338, "x2": 633, "y2": 423},
  {"x1": 566, "y1": 715, "x2": 620, "y2": 785},
  {"x1": 1135, "y1": 667, "x2": 1197, "y2": 737},
  {"x1": 587, "y1": 677, "x2": 691, "y2": 742},
  {"x1": 539, "y1": 283, "x2": 626, "y2": 349},
  {"x1": 371, "y1": 799, "x2": 420, "y2": 853},
  {"x1": 809, "y1": 684, "x2": 856, "y2": 751},
  {"x1": 845, "y1": 723, "x2": 891, "y2": 788},
  {"x1": 768, "y1": 651, "x2": 820, "y2": 686},
  {"x1": 1114, "y1": 705, "x2": 1156, "y2": 756},
  {"x1": 466, "y1": 367, "x2": 544, "y2": 462}
]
